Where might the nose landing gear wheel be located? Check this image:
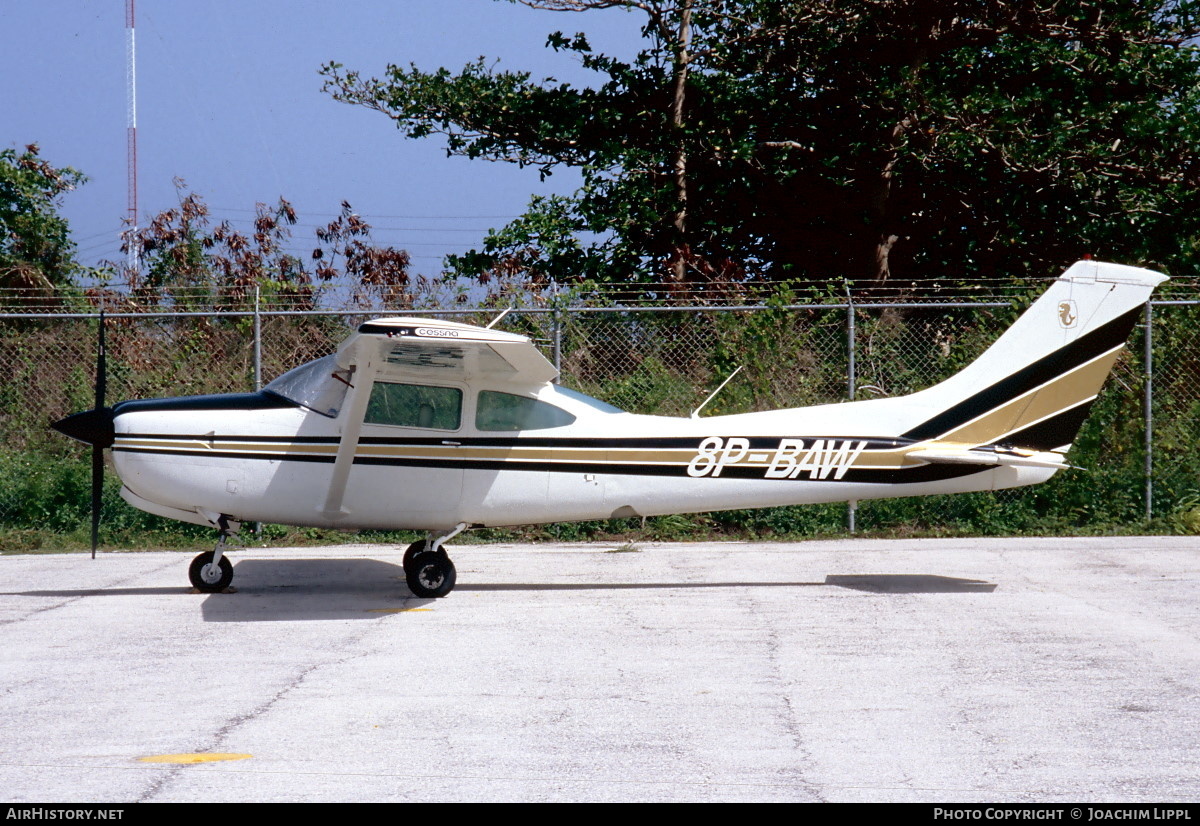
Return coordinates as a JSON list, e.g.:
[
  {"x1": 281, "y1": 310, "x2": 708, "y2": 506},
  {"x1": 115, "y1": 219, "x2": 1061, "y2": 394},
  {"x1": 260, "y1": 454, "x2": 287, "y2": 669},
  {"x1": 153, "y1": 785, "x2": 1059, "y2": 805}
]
[
  {"x1": 405, "y1": 550, "x2": 456, "y2": 598},
  {"x1": 189, "y1": 551, "x2": 233, "y2": 593}
]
